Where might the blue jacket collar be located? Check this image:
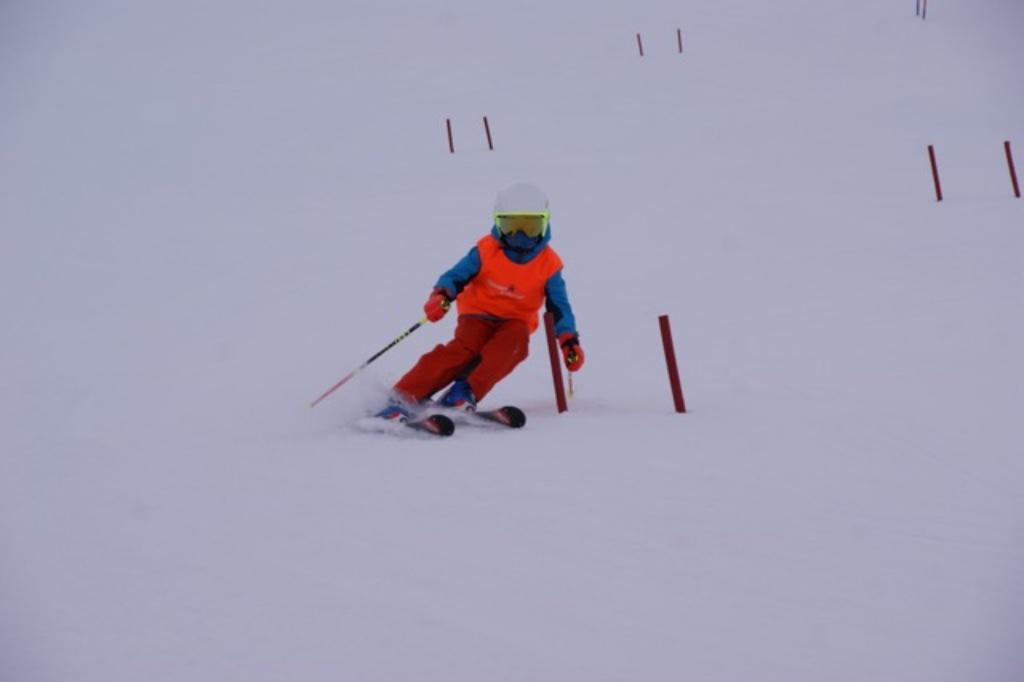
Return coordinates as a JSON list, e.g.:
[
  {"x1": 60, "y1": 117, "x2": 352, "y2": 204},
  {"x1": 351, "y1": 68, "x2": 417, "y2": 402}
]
[{"x1": 489, "y1": 224, "x2": 552, "y2": 264}]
